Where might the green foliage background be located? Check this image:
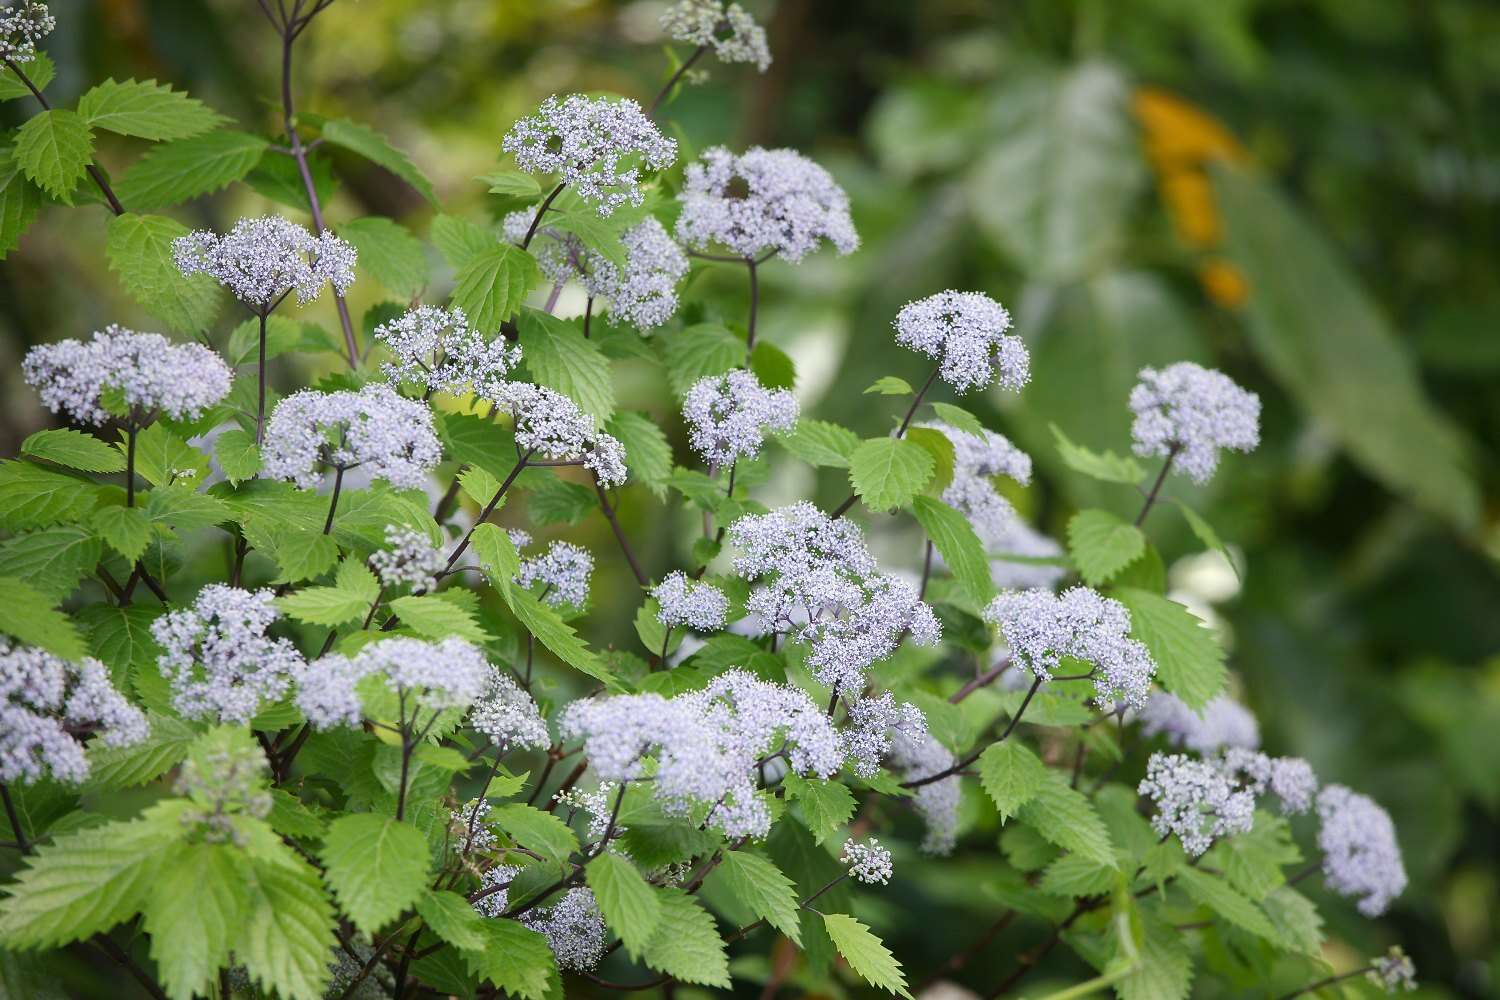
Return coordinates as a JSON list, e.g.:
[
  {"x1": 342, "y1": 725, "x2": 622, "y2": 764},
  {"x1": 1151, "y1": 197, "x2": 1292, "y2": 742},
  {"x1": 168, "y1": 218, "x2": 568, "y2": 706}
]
[{"x1": 2, "y1": 0, "x2": 1497, "y2": 996}]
